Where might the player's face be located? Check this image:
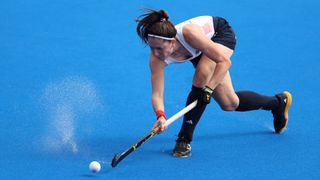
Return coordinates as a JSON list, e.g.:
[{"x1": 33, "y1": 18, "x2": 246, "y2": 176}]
[{"x1": 148, "y1": 37, "x2": 175, "y2": 60}]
